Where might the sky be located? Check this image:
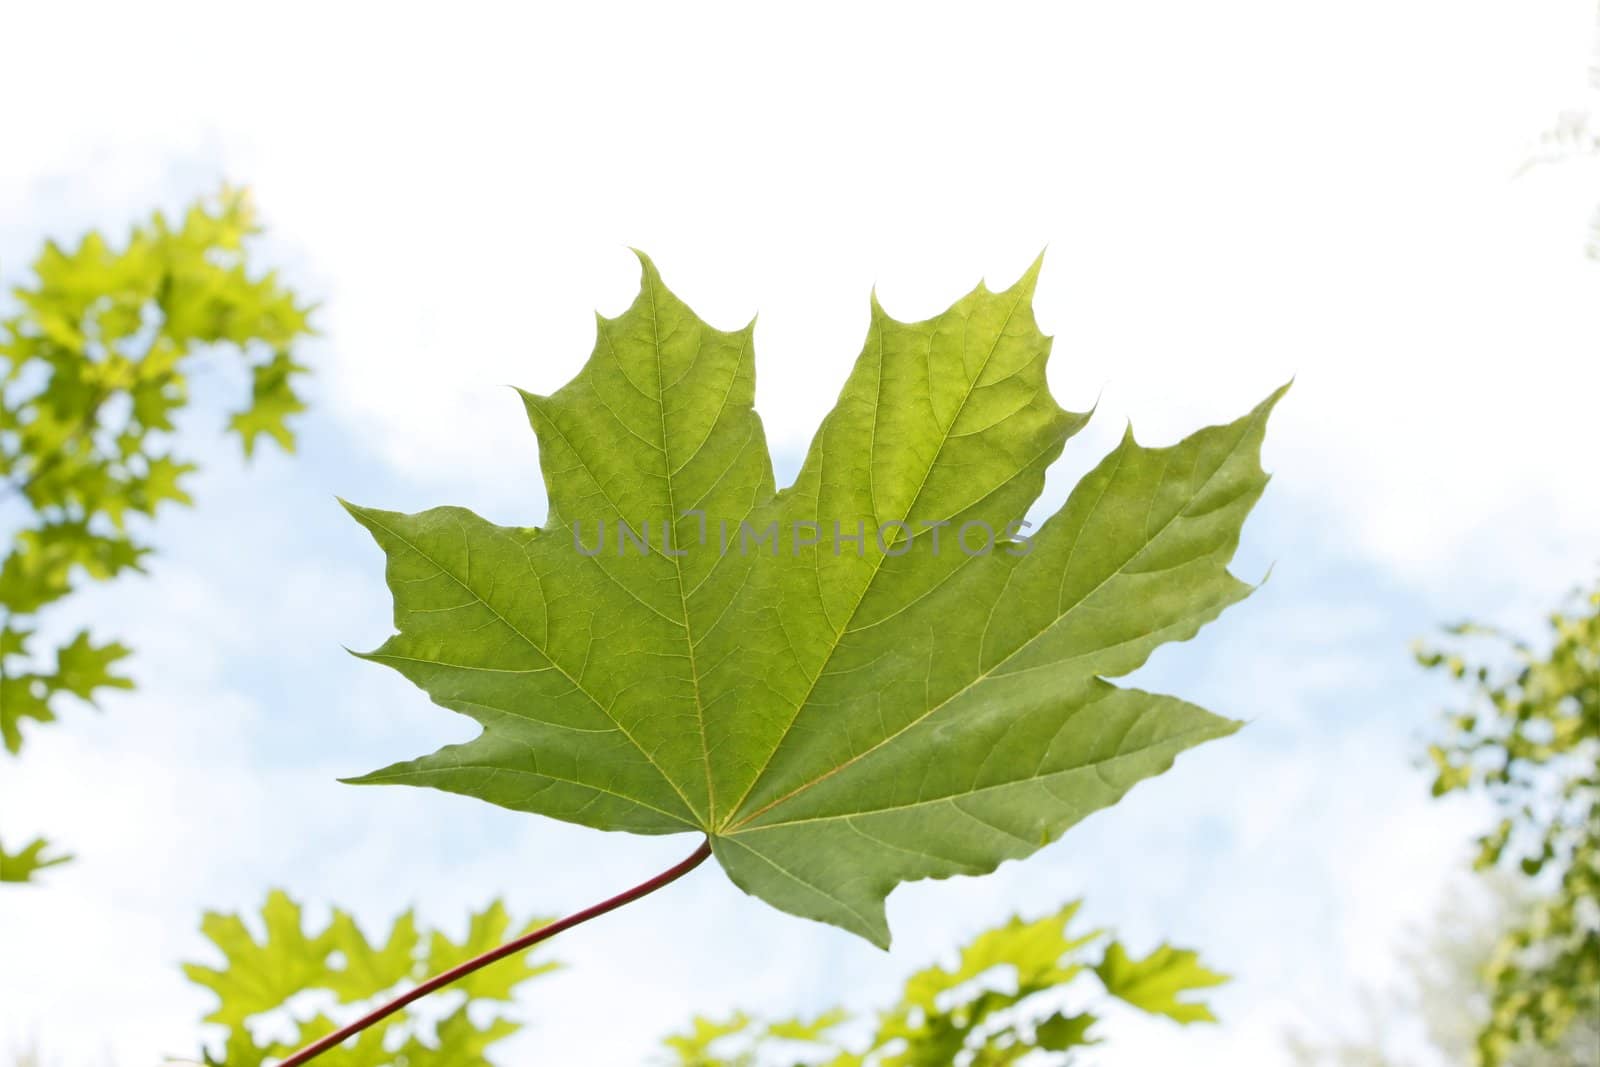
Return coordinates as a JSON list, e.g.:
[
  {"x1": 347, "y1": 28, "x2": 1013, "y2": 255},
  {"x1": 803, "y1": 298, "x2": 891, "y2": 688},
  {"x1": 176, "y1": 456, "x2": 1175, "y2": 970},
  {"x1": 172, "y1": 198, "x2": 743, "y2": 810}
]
[{"x1": 0, "y1": 1, "x2": 1597, "y2": 1064}]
